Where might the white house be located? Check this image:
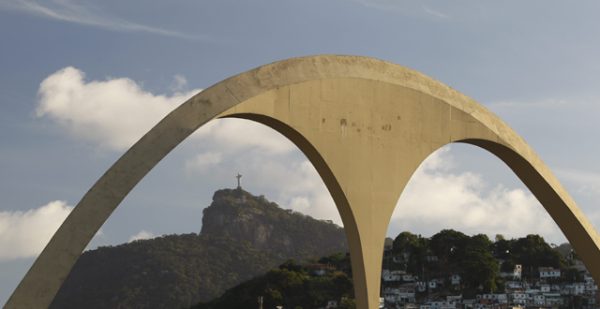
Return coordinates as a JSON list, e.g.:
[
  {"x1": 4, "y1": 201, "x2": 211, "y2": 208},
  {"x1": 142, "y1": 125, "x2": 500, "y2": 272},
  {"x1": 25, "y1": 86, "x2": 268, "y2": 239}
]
[
  {"x1": 584, "y1": 274, "x2": 598, "y2": 292},
  {"x1": 382, "y1": 269, "x2": 405, "y2": 282},
  {"x1": 533, "y1": 294, "x2": 545, "y2": 306},
  {"x1": 476, "y1": 293, "x2": 508, "y2": 304},
  {"x1": 513, "y1": 264, "x2": 522, "y2": 280},
  {"x1": 538, "y1": 267, "x2": 561, "y2": 279},
  {"x1": 428, "y1": 281, "x2": 437, "y2": 289},
  {"x1": 382, "y1": 286, "x2": 416, "y2": 304},
  {"x1": 450, "y1": 274, "x2": 461, "y2": 285},
  {"x1": 420, "y1": 300, "x2": 455, "y2": 309},
  {"x1": 427, "y1": 278, "x2": 443, "y2": 290},
  {"x1": 543, "y1": 293, "x2": 563, "y2": 306},
  {"x1": 510, "y1": 292, "x2": 527, "y2": 305},
  {"x1": 565, "y1": 282, "x2": 585, "y2": 295}
]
